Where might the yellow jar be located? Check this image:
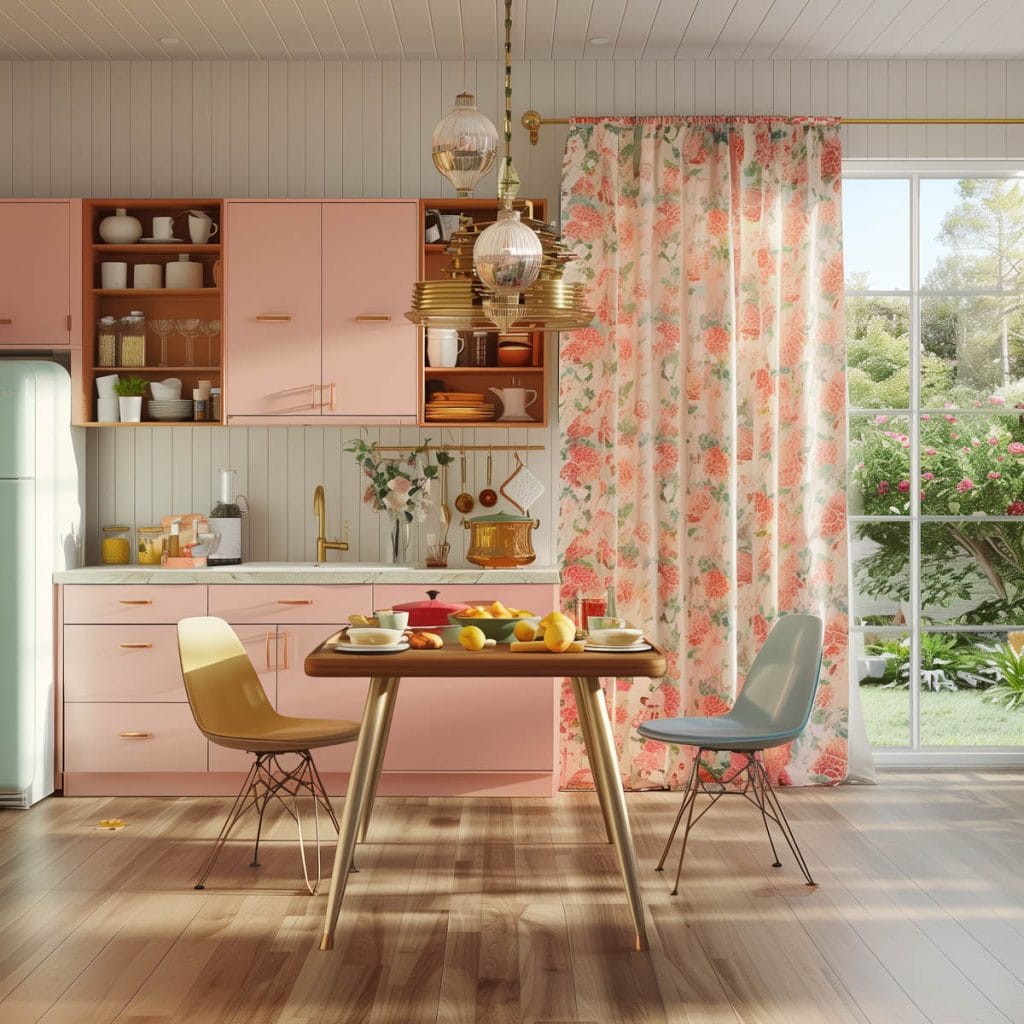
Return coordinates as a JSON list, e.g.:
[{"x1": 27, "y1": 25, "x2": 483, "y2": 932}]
[
  {"x1": 137, "y1": 526, "x2": 164, "y2": 565},
  {"x1": 101, "y1": 525, "x2": 132, "y2": 565}
]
